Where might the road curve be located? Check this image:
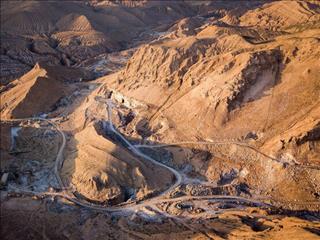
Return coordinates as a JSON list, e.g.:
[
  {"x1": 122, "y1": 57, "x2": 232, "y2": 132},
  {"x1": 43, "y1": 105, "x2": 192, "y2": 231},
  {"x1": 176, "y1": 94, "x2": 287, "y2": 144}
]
[
  {"x1": 3, "y1": 108, "x2": 273, "y2": 214},
  {"x1": 2, "y1": 117, "x2": 66, "y2": 190},
  {"x1": 105, "y1": 99, "x2": 182, "y2": 196}
]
